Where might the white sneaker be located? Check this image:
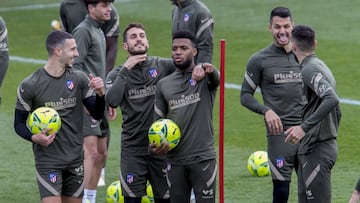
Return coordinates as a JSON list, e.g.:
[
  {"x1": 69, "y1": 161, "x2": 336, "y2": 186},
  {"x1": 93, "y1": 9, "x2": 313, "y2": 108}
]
[{"x1": 97, "y1": 175, "x2": 105, "y2": 187}]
